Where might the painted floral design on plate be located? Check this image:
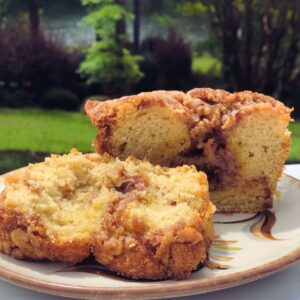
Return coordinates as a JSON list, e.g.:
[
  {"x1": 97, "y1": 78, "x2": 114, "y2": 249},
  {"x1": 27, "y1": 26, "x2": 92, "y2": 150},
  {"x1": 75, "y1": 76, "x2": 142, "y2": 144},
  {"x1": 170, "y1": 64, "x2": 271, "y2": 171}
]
[{"x1": 209, "y1": 209, "x2": 280, "y2": 270}]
